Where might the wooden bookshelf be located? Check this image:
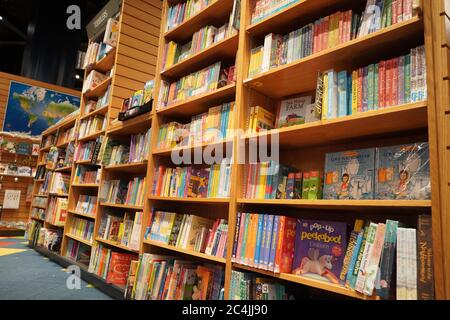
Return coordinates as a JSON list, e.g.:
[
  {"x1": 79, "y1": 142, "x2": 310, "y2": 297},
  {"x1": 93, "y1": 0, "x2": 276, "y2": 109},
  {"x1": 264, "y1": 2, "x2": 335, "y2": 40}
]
[
  {"x1": 95, "y1": 237, "x2": 139, "y2": 254},
  {"x1": 103, "y1": 161, "x2": 148, "y2": 173},
  {"x1": 79, "y1": 105, "x2": 109, "y2": 121},
  {"x1": 152, "y1": 138, "x2": 233, "y2": 156},
  {"x1": 87, "y1": 48, "x2": 117, "y2": 73},
  {"x1": 67, "y1": 210, "x2": 96, "y2": 220},
  {"x1": 83, "y1": 77, "x2": 112, "y2": 100},
  {"x1": 148, "y1": 196, "x2": 230, "y2": 203},
  {"x1": 71, "y1": 183, "x2": 100, "y2": 188},
  {"x1": 65, "y1": 233, "x2": 93, "y2": 247},
  {"x1": 99, "y1": 202, "x2": 144, "y2": 210},
  {"x1": 77, "y1": 130, "x2": 105, "y2": 142}
]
